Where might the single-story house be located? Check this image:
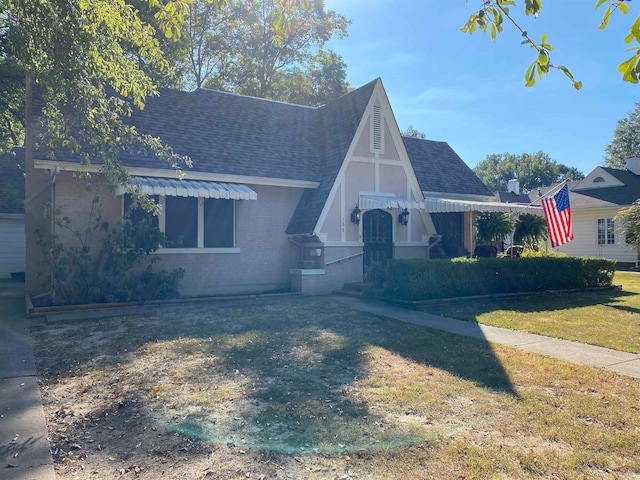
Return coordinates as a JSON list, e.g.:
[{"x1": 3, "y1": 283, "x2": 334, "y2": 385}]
[
  {"x1": 24, "y1": 78, "x2": 540, "y2": 299},
  {"x1": 498, "y1": 160, "x2": 640, "y2": 266},
  {"x1": 0, "y1": 147, "x2": 25, "y2": 280}
]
